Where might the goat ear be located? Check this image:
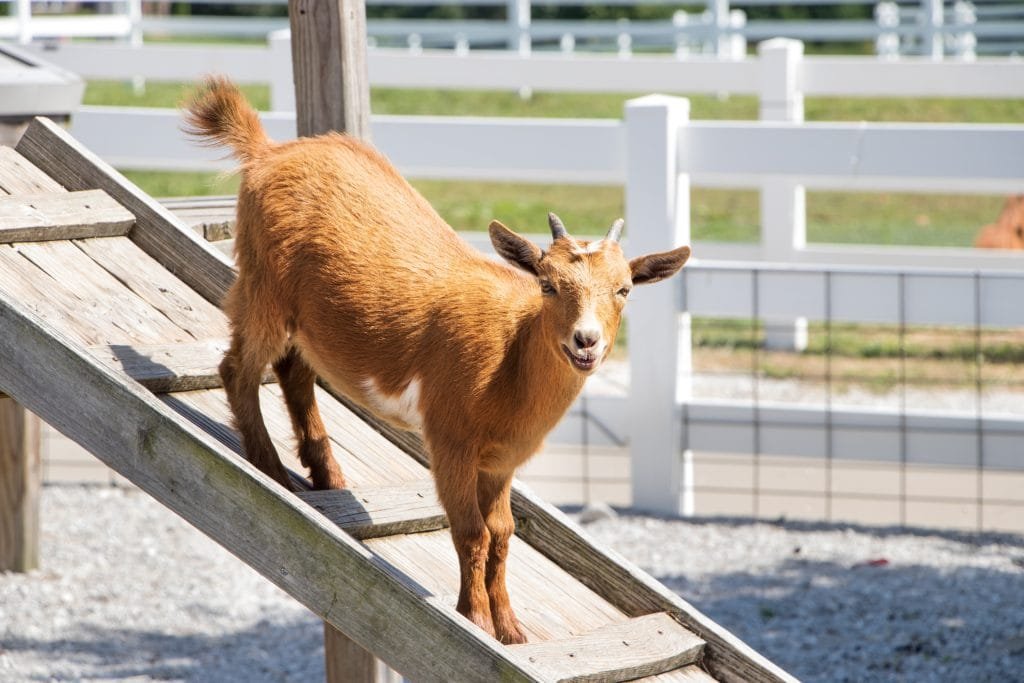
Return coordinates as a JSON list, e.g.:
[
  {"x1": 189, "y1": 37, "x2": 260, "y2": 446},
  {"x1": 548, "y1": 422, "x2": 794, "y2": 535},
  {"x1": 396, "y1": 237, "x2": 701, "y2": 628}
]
[
  {"x1": 490, "y1": 220, "x2": 544, "y2": 275},
  {"x1": 630, "y1": 245, "x2": 691, "y2": 285}
]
